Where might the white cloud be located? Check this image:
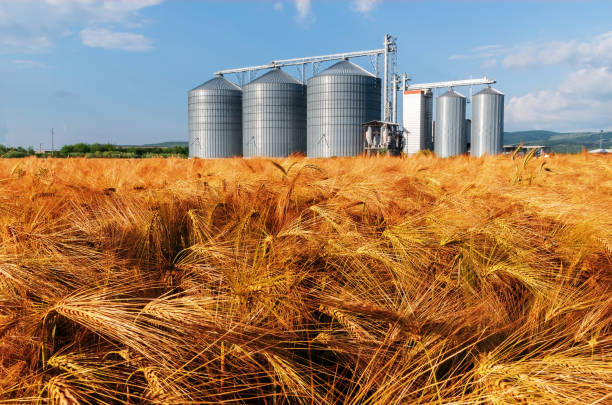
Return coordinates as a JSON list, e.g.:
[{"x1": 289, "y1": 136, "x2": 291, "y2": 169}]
[
  {"x1": 12, "y1": 59, "x2": 47, "y2": 68},
  {"x1": 42, "y1": 0, "x2": 162, "y2": 23},
  {"x1": 473, "y1": 44, "x2": 504, "y2": 54},
  {"x1": 80, "y1": 28, "x2": 152, "y2": 51},
  {"x1": 449, "y1": 44, "x2": 504, "y2": 62},
  {"x1": 501, "y1": 32, "x2": 612, "y2": 69},
  {"x1": 506, "y1": 66, "x2": 612, "y2": 131},
  {"x1": 501, "y1": 42, "x2": 577, "y2": 69},
  {"x1": 454, "y1": 31, "x2": 612, "y2": 131},
  {"x1": 294, "y1": 0, "x2": 312, "y2": 22},
  {"x1": 353, "y1": 0, "x2": 382, "y2": 14},
  {"x1": 273, "y1": 2, "x2": 283, "y2": 11},
  {"x1": 0, "y1": 0, "x2": 161, "y2": 53},
  {"x1": 559, "y1": 67, "x2": 612, "y2": 95}
]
